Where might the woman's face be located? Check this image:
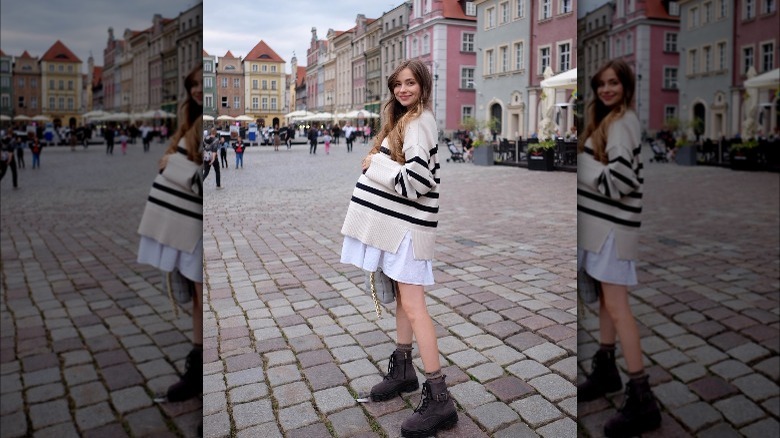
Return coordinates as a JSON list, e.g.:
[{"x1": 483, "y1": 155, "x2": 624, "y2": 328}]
[
  {"x1": 189, "y1": 73, "x2": 203, "y2": 106},
  {"x1": 393, "y1": 68, "x2": 420, "y2": 108},
  {"x1": 596, "y1": 68, "x2": 624, "y2": 109}
]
